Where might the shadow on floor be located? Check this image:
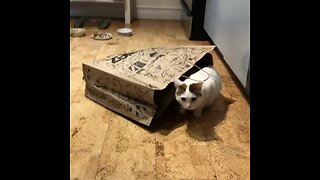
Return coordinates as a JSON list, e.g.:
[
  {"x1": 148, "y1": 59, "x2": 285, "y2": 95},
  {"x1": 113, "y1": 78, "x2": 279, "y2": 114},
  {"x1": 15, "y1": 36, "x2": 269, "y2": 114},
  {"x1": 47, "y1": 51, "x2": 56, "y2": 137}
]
[{"x1": 148, "y1": 94, "x2": 235, "y2": 142}]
